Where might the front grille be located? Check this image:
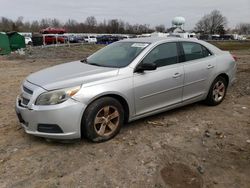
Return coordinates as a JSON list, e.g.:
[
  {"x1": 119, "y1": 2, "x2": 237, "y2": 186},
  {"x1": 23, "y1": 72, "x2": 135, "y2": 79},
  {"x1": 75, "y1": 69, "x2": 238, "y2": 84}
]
[
  {"x1": 23, "y1": 86, "x2": 33, "y2": 95},
  {"x1": 20, "y1": 83, "x2": 34, "y2": 107}
]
